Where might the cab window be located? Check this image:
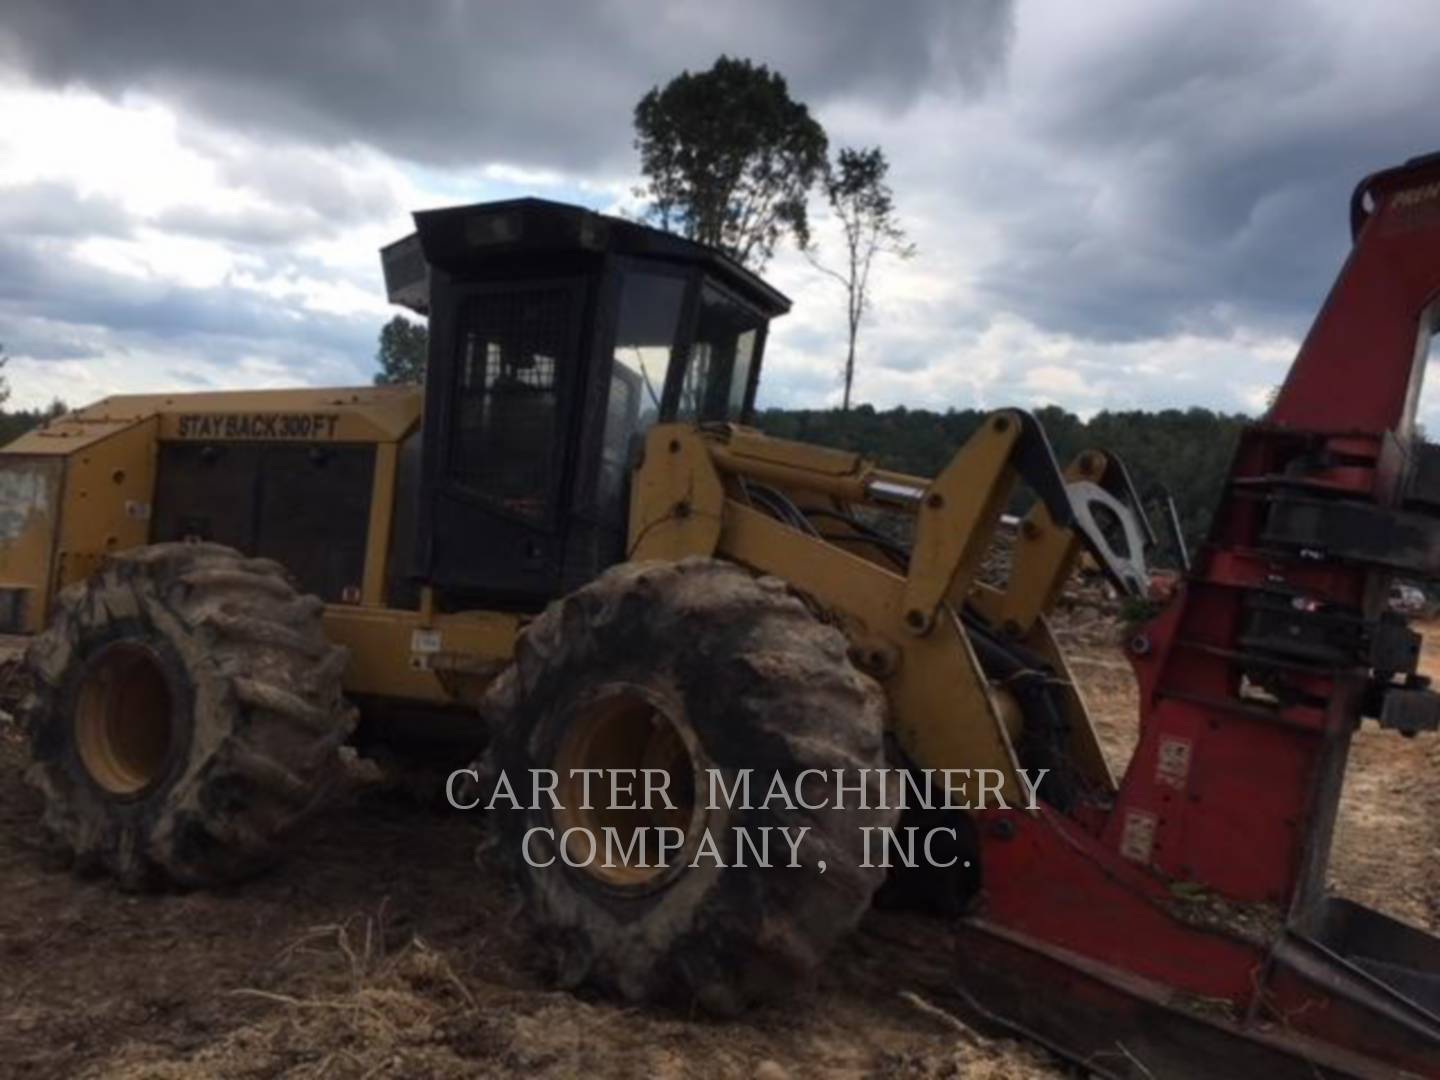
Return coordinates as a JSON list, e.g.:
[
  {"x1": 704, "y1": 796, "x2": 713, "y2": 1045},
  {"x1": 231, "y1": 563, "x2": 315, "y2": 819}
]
[
  {"x1": 597, "y1": 271, "x2": 685, "y2": 514},
  {"x1": 675, "y1": 283, "x2": 764, "y2": 423}
]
